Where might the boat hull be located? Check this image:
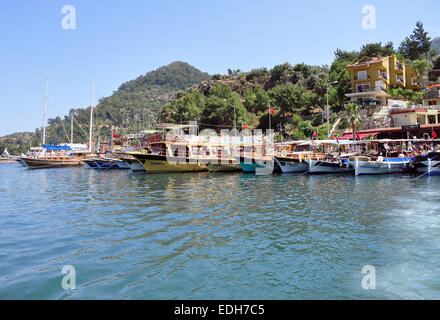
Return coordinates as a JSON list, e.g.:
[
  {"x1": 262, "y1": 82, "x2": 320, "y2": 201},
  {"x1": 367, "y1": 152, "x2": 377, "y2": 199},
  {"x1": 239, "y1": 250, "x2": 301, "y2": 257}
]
[
  {"x1": 120, "y1": 157, "x2": 146, "y2": 172},
  {"x1": 83, "y1": 160, "x2": 99, "y2": 169},
  {"x1": 132, "y1": 154, "x2": 208, "y2": 173},
  {"x1": 308, "y1": 159, "x2": 353, "y2": 174},
  {"x1": 20, "y1": 158, "x2": 82, "y2": 169},
  {"x1": 238, "y1": 156, "x2": 275, "y2": 173},
  {"x1": 94, "y1": 160, "x2": 119, "y2": 169},
  {"x1": 351, "y1": 157, "x2": 412, "y2": 176},
  {"x1": 410, "y1": 153, "x2": 440, "y2": 175},
  {"x1": 413, "y1": 160, "x2": 440, "y2": 175},
  {"x1": 113, "y1": 159, "x2": 131, "y2": 170},
  {"x1": 274, "y1": 157, "x2": 308, "y2": 173},
  {"x1": 206, "y1": 161, "x2": 242, "y2": 172}
]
